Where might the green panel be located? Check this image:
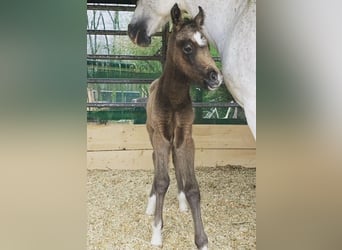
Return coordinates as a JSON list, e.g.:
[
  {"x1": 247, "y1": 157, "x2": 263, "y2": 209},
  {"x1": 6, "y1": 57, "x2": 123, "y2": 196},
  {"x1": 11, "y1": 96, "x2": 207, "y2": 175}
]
[
  {"x1": 87, "y1": 108, "x2": 146, "y2": 124},
  {"x1": 87, "y1": 107, "x2": 247, "y2": 125},
  {"x1": 86, "y1": 7, "x2": 247, "y2": 125},
  {"x1": 87, "y1": 61, "x2": 161, "y2": 79}
]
